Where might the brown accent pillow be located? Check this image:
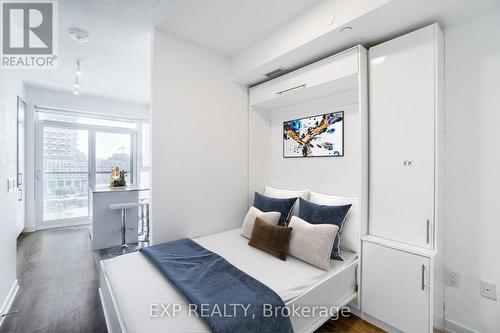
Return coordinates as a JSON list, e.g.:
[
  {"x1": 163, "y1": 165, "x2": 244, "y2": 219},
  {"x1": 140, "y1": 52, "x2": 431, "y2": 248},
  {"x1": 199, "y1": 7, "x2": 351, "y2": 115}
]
[{"x1": 248, "y1": 218, "x2": 293, "y2": 261}]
